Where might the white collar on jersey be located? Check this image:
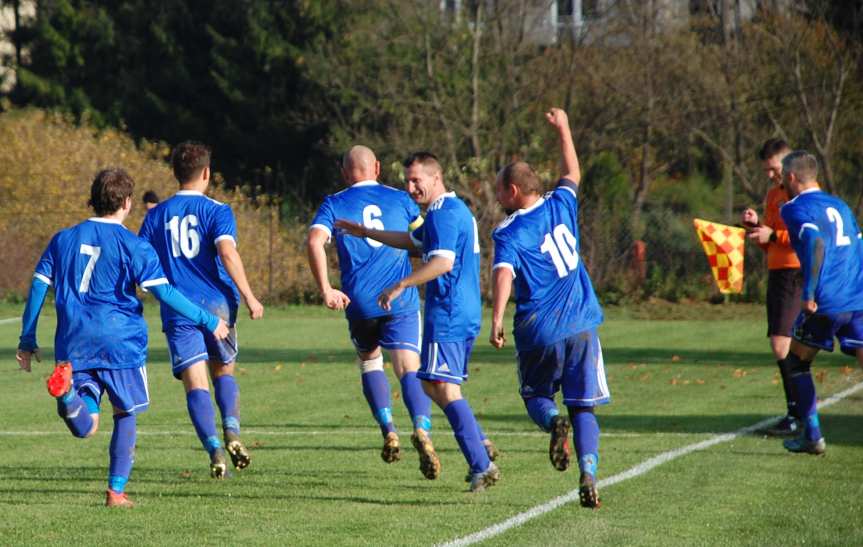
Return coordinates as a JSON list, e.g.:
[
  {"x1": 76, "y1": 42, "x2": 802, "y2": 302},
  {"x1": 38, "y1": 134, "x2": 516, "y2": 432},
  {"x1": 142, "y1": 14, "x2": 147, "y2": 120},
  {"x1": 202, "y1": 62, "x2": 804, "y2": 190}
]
[
  {"x1": 351, "y1": 180, "x2": 379, "y2": 187},
  {"x1": 517, "y1": 196, "x2": 546, "y2": 215},
  {"x1": 429, "y1": 191, "x2": 456, "y2": 210},
  {"x1": 798, "y1": 187, "x2": 821, "y2": 196},
  {"x1": 88, "y1": 217, "x2": 124, "y2": 225},
  {"x1": 176, "y1": 190, "x2": 204, "y2": 196}
]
